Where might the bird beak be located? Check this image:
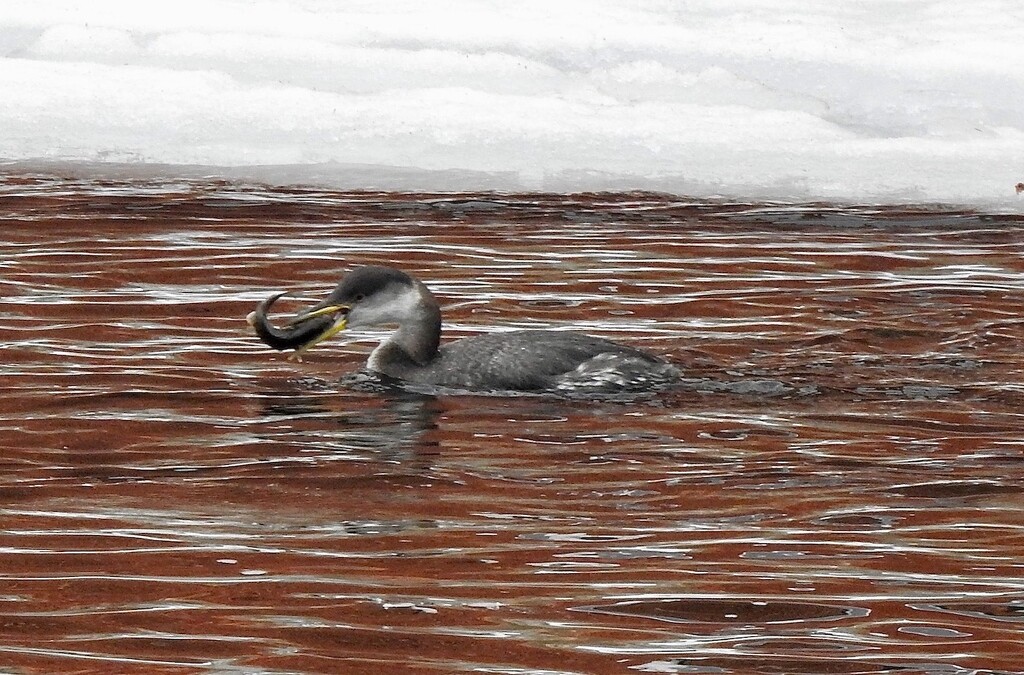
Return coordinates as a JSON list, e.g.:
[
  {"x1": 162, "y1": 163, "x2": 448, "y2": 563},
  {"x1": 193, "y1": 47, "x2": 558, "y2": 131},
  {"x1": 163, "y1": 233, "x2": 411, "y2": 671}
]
[
  {"x1": 288, "y1": 304, "x2": 350, "y2": 358},
  {"x1": 288, "y1": 303, "x2": 349, "y2": 325}
]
